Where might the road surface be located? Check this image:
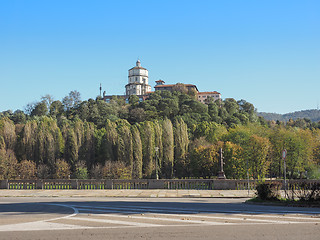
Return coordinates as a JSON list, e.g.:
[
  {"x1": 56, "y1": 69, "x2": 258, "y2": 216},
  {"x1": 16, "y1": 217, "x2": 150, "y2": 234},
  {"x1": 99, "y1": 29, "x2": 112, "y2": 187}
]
[{"x1": 0, "y1": 197, "x2": 319, "y2": 240}]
